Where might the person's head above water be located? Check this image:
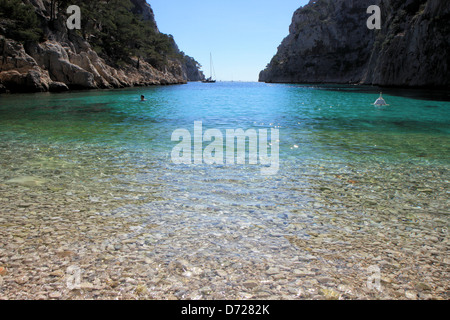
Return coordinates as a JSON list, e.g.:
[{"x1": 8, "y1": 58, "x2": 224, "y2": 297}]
[{"x1": 141, "y1": 95, "x2": 145, "y2": 101}]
